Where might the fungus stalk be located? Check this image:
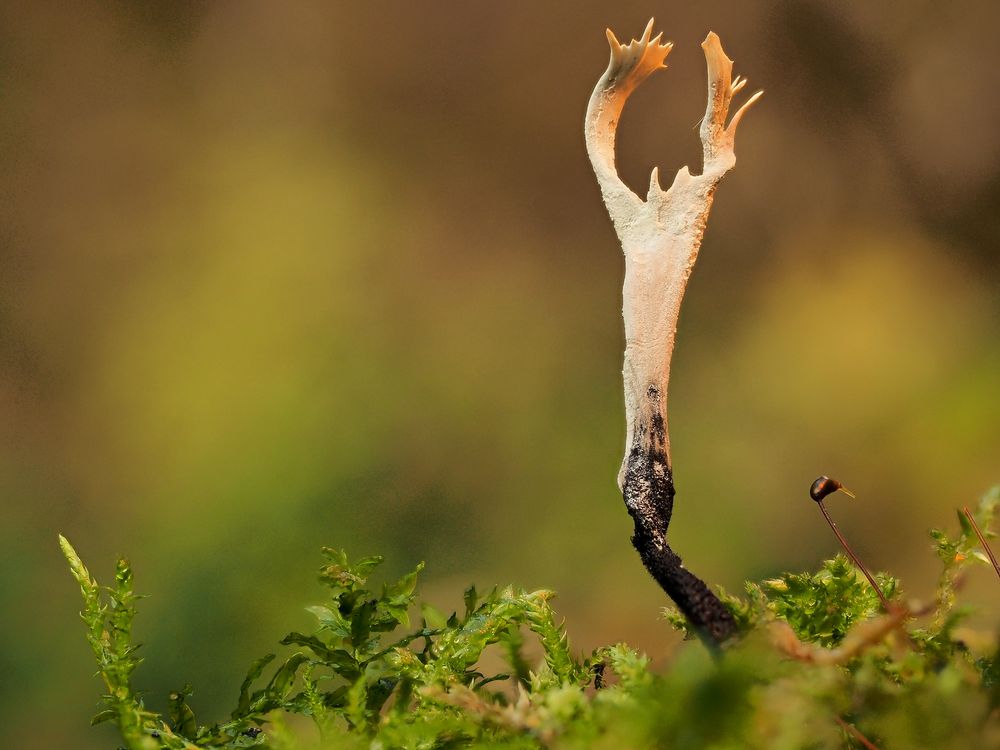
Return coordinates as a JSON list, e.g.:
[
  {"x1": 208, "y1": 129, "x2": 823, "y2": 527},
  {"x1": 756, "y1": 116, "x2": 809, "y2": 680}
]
[{"x1": 585, "y1": 20, "x2": 762, "y2": 643}]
